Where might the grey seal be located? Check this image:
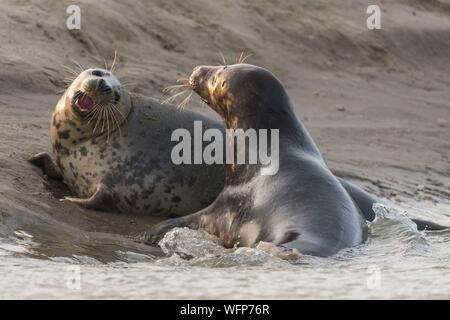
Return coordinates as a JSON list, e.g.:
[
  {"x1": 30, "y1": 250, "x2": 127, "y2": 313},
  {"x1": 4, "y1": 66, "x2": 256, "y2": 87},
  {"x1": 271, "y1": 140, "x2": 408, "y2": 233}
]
[
  {"x1": 30, "y1": 68, "x2": 224, "y2": 216},
  {"x1": 141, "y1": 63, "x2": 448, "y2": 256}
]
